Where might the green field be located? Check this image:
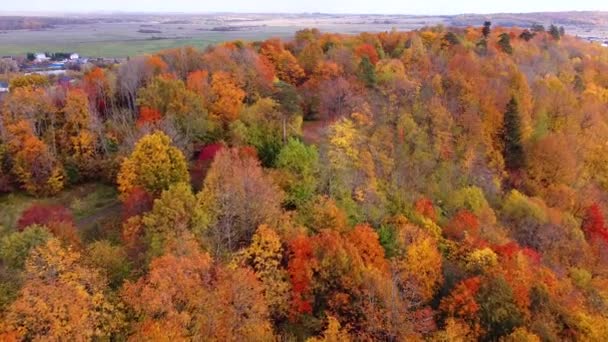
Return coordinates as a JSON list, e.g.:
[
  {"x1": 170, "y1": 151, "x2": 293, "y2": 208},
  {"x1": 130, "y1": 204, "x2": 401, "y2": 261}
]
[{"x1": 0, "y1": 23, "x2": 296, "y2": 57}]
